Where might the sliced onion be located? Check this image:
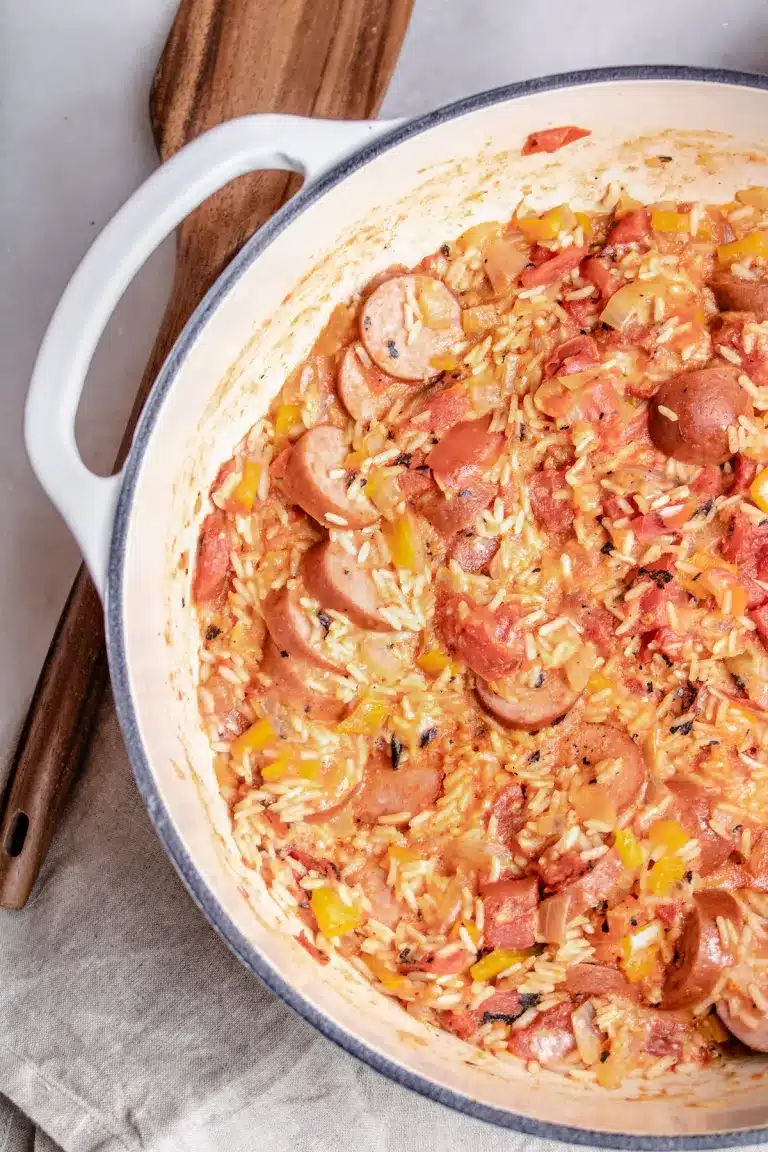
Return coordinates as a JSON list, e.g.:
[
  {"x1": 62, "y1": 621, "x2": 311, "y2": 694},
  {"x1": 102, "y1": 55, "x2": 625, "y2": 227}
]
[
  {"x1": 572, "y1": 1001, "x2": 602, "y2": 1066},
  {"x1": 484, "y1": 238, "x2": 529, "y2": 295},
  {"x1": 599, "y1": 279, "x2": 666, "y2": 330},
  {"x1": 538, "y1": 892, "x2": 571, "y2": 944}
]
